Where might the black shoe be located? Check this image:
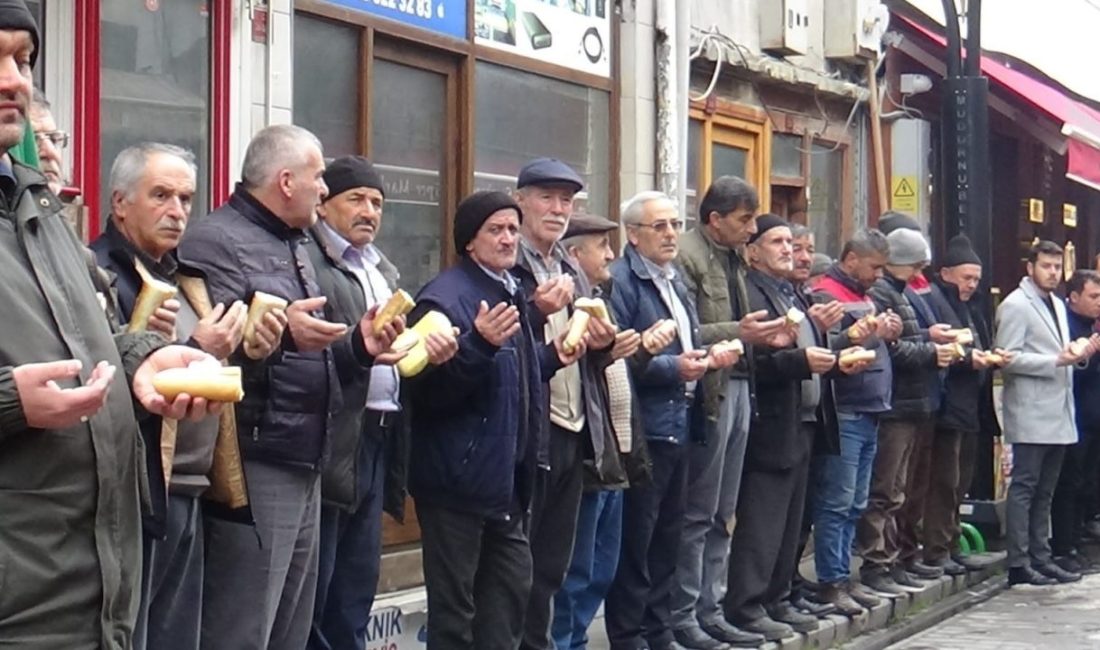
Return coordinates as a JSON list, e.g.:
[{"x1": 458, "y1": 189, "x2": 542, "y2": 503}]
[
  {"x1": 933, "y1": 557, "x2": 968, "y2": 576},
  {"x1": 815, "y1": 582, "x2": 864, "y2": 616},
  {"x1": 737, "y1": 616, "x2": 795, "y2": 642},
  {"x1": 1034, "y1": 562, "x2": 1082, "y2": 583},
  {"x1": 699, "y1": 620, "x2": 765, "y2": 648},
  {"x1": 766, "y1": 602, "x2": 819, "y2": 633},
  {"x1": 847, "y1": 582, "x2": 883, "y2": 608},
  {"x1": 649, "y1": 642, "x2": 690, "y2": 650},
  {"x1": 906, "y1": 560, "x2": 945, "y2": 579},
  {"x1": 1067, "y1": 551, "x2": 1100, "y2": 575},
  {"x1": 672, "y1": 626, "x2": 730, "y2": 650},
  {"x1": 951, "y1": 554, "x2": 986, "y2": 571},
  {"x1": 888, "y1": 565, "x2": 925, "y2": 591},
  {"x1": 791, "y1": 595, "x2": 836, "y2": 618},
  {"x1": 860, "y1": 570, "x2": 907, "y2": 595},
  {"x1": 1007, "y1": 565, "x2": 1057, "y2": 586},
  {"x1": 1084, "y1": 519, "x2": 1100, "y2": 540}
]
